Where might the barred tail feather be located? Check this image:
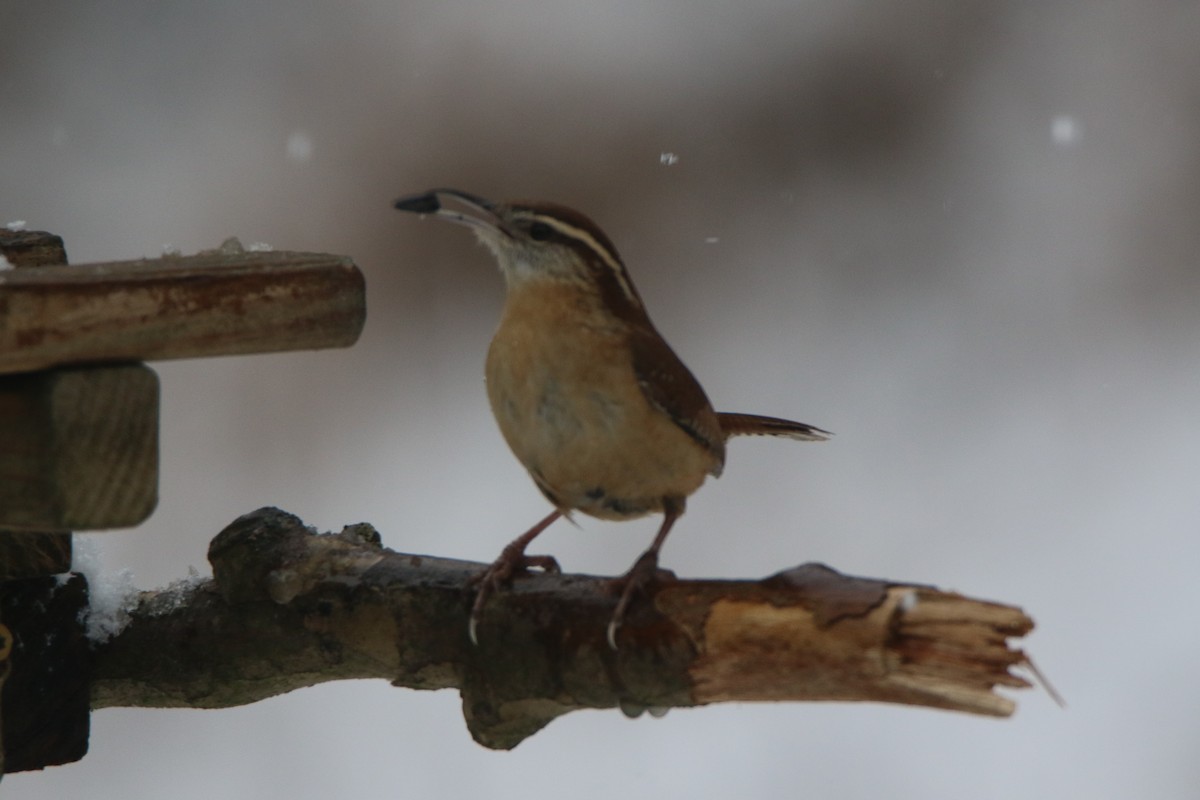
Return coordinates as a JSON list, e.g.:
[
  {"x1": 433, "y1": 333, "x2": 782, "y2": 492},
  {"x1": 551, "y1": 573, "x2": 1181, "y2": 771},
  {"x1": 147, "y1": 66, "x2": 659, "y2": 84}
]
[{"x1": 717, "y1": 412, "x2": 831, "y2": 442}]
